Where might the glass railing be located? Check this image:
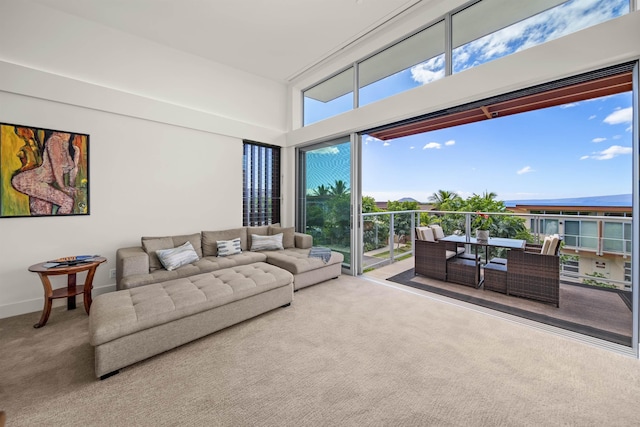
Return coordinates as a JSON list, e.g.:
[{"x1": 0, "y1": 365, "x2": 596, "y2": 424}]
[{"x1": 362, "y1": 210, "x2": 632, "y2": 289}]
